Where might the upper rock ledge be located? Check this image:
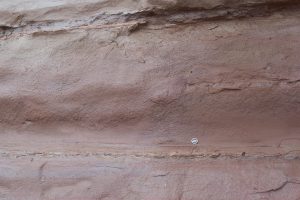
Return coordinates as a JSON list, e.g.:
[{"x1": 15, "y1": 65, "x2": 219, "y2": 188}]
[
  {"x1": 0, "y1": 0, "x2": 298, "y2": 27},
  {"x1": 1, "y1": 0, "x2": 299, "y2": 39}
]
